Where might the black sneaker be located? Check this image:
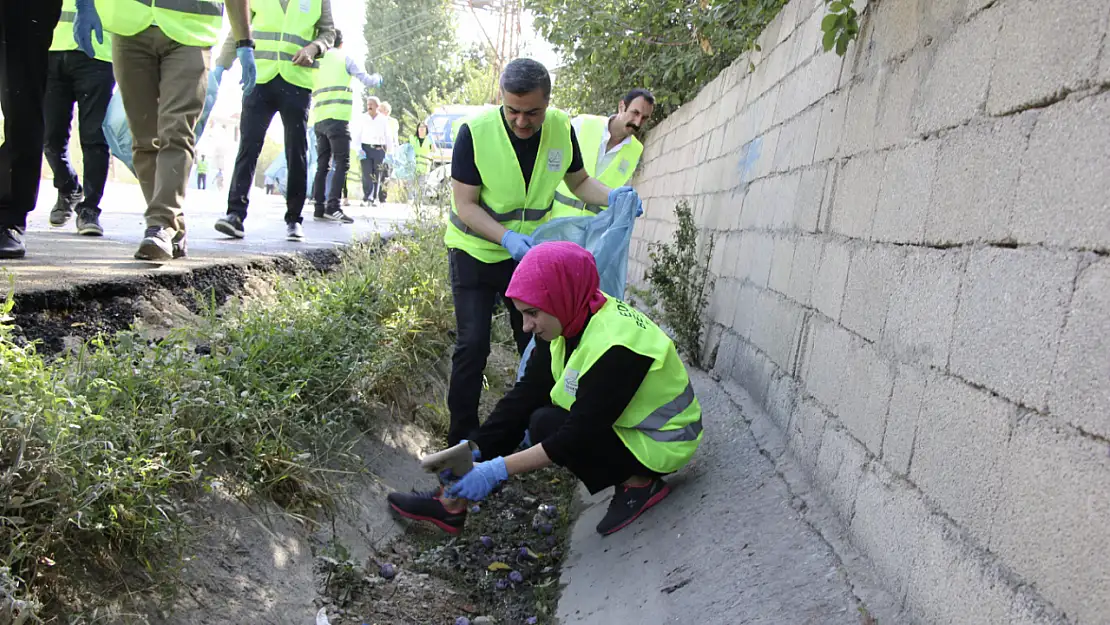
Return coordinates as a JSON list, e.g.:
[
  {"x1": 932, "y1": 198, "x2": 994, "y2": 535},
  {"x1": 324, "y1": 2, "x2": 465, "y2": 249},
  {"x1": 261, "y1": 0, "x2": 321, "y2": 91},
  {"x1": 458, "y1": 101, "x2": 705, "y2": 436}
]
[
  {"x1": 214, "y1": 213, "x2": 245, "y2": 238},
  {"x1": 319, "y1": 208, "x2": 354, "y2": 224},
  {"x1": 50, "y1": 192, "x2": 81, "y2": 227},
  {"x1": 0, "y1": 226, "x2": 26, "y2": 259},
  {"x1": 596, "y1": 479, "x2": 671, "y2": 536},
  {"x1": 76, "y1": 210, "x2": 104, "y2": 236},
  {"x1": 387, "y1": 488, "x2": 467, "y2": 535}
]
